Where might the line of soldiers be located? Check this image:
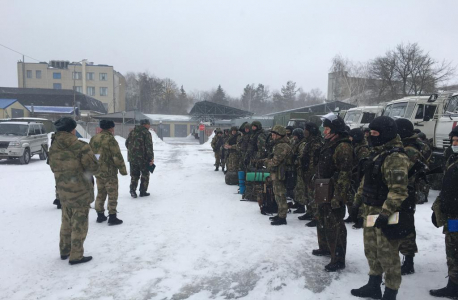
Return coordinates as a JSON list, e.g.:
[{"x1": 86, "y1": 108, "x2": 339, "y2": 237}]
[
  {"x1": 211, "y1": 114, "x2": 456, "y2": 299},
  {"x1": 48, "y1": 117, "x2": 154, "y2": 265}
]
